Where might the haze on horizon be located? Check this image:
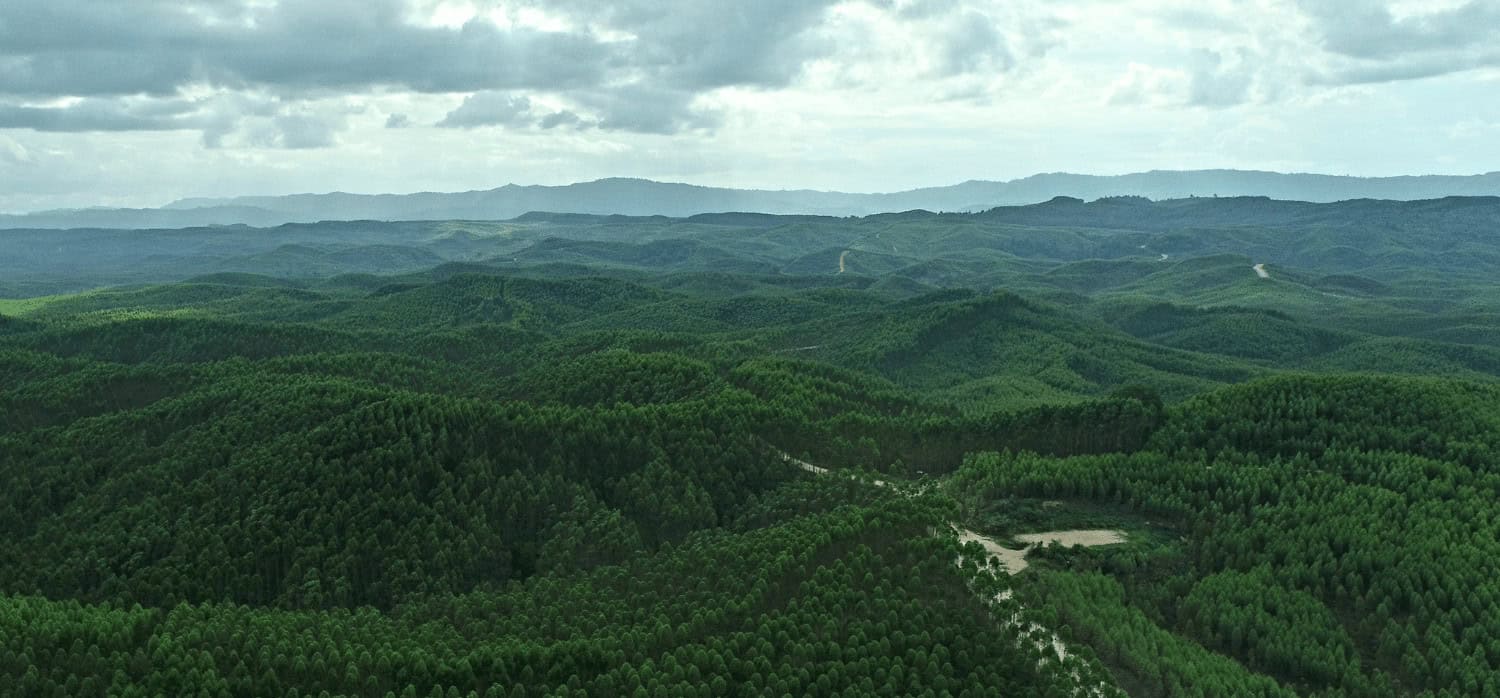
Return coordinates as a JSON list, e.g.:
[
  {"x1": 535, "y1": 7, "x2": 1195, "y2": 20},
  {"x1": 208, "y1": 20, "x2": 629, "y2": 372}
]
[{"x1": 2, "y1": 0, "x2": 1499, "y2": 213}]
